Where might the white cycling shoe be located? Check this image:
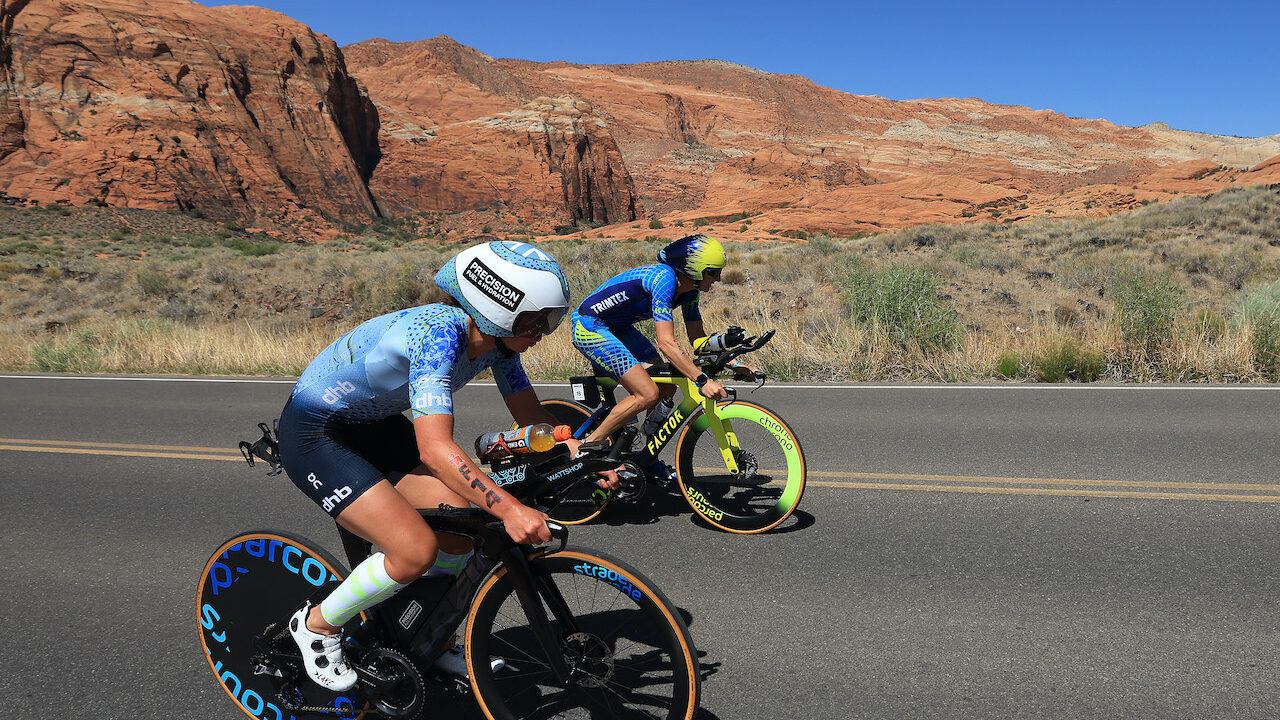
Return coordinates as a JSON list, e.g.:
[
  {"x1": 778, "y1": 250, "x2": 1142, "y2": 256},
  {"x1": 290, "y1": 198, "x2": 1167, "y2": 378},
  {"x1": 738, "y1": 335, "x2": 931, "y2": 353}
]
[
  {"x1": 289, "y1": 603, "x2": 358, "y2": 692},
  {"x1": 431, "y1": 643, "x2": 505, "y2": 679}
]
